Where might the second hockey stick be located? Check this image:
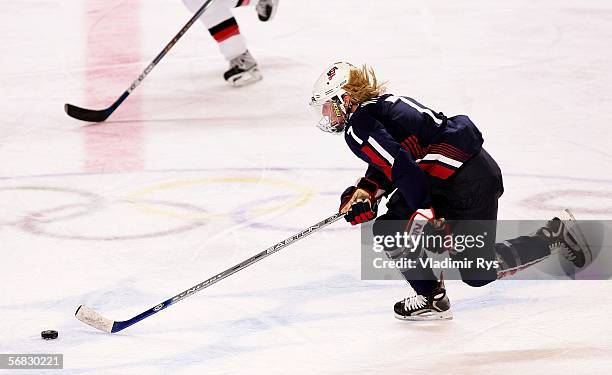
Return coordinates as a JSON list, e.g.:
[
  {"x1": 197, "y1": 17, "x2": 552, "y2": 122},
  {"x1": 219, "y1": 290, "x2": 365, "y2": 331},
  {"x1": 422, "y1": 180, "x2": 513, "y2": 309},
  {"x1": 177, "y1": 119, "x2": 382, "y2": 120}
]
[
  {"x1": 75, "y1": 212, "x2": 345, "y2": 333},
  {"x1": 64, "y1": 0, "x2": 217, "y2": 122}
]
